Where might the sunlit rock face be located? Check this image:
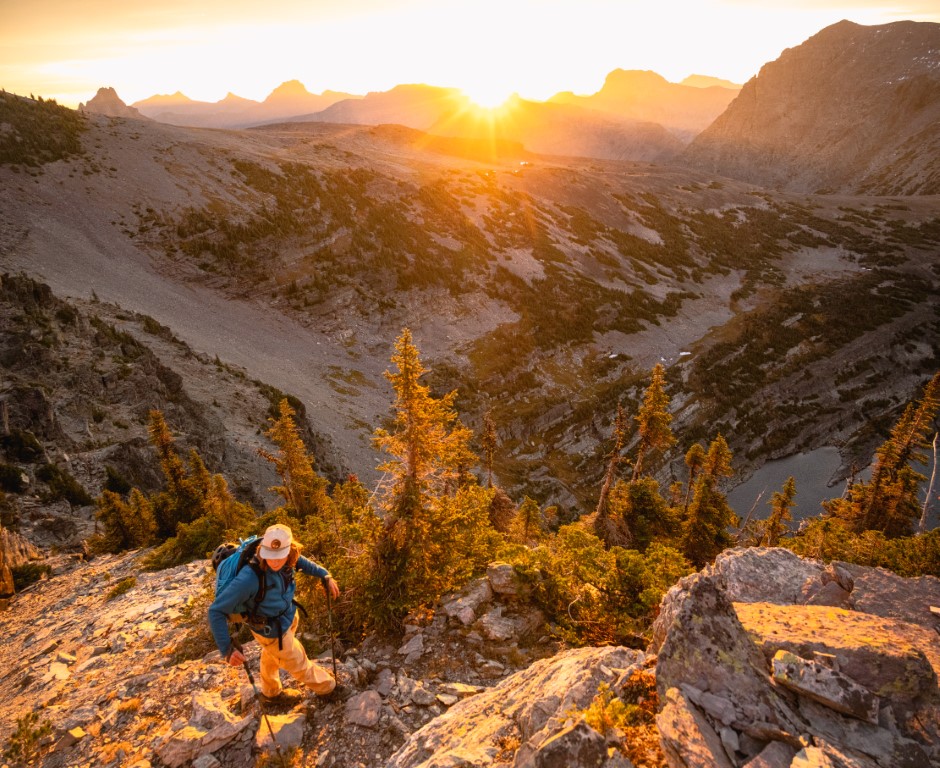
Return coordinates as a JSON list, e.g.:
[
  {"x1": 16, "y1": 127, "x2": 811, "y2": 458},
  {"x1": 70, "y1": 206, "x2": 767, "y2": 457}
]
[{"x1": 651, "y1": 547, "x2": 940, "y2": 768}]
